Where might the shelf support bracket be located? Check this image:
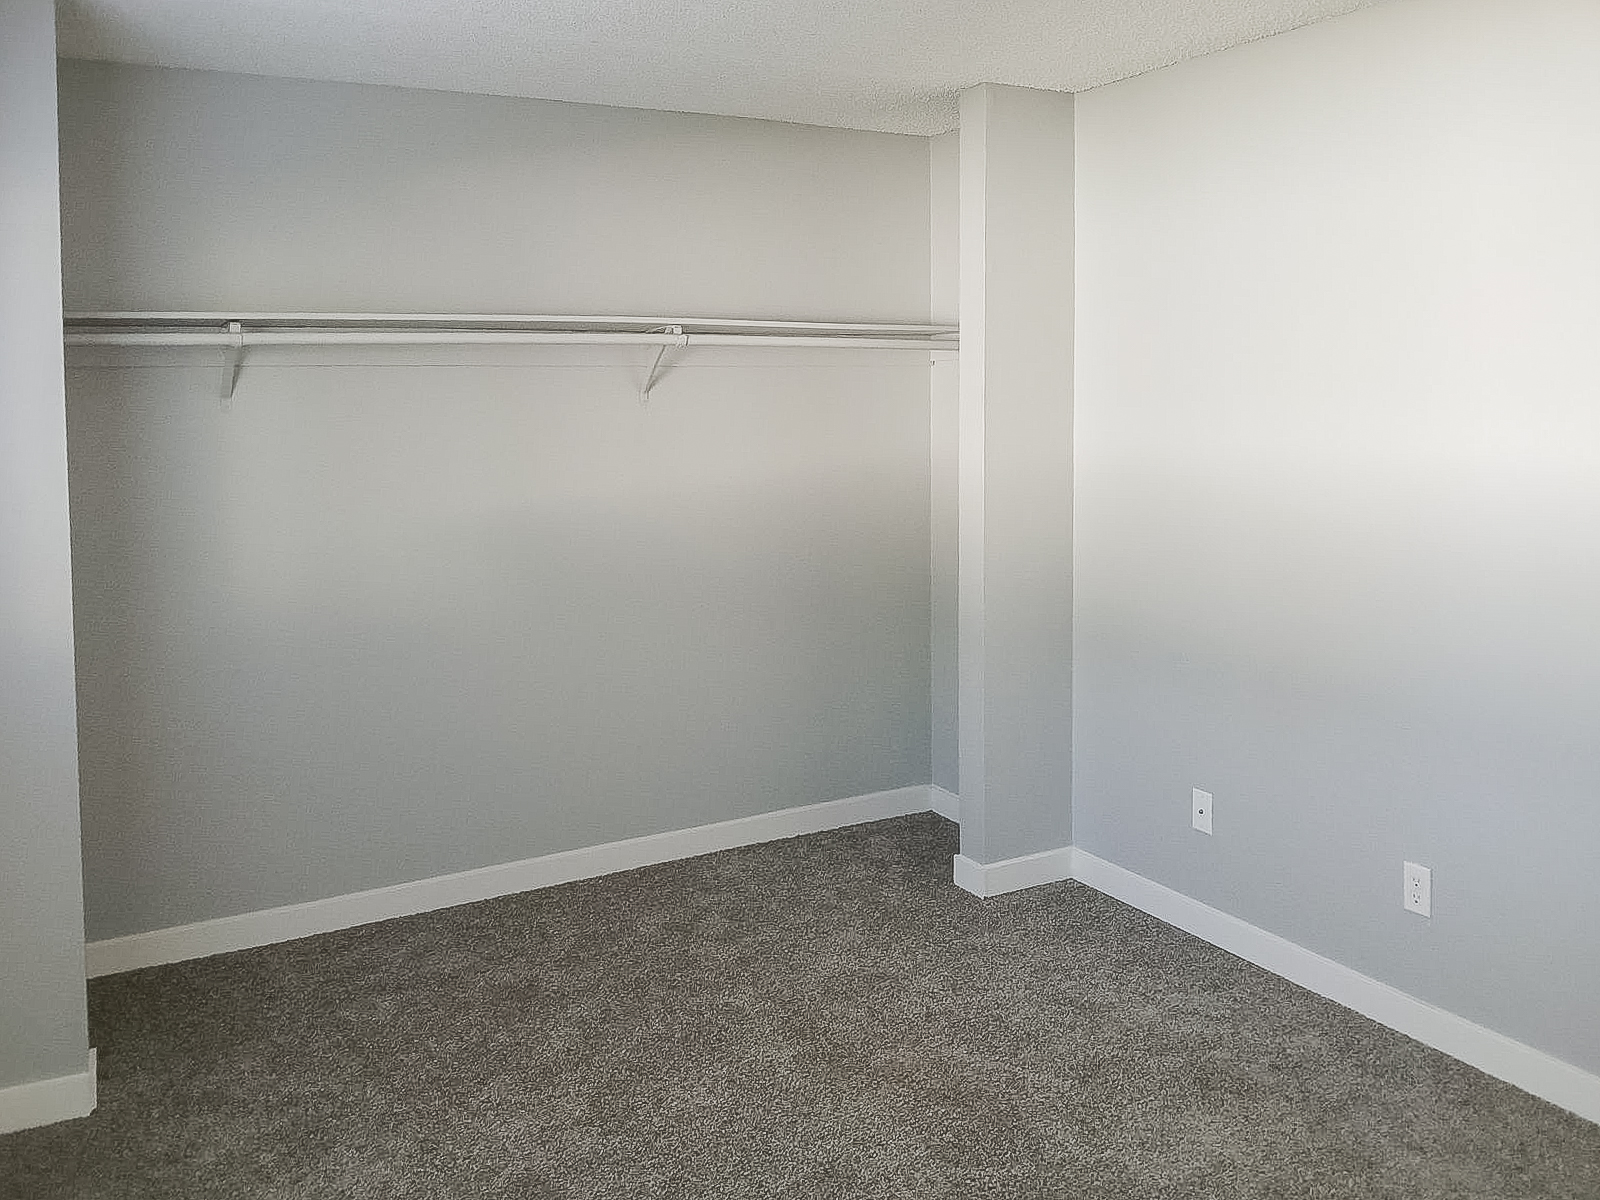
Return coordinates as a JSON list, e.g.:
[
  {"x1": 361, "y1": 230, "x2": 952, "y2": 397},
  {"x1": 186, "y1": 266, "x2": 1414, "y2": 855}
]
[
  {"x1": 641, "y1": 326, "x2": 688, "y2": 402},
  {"x1": 221, "y1": 321, "x2": 244, "y2": 401}
]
